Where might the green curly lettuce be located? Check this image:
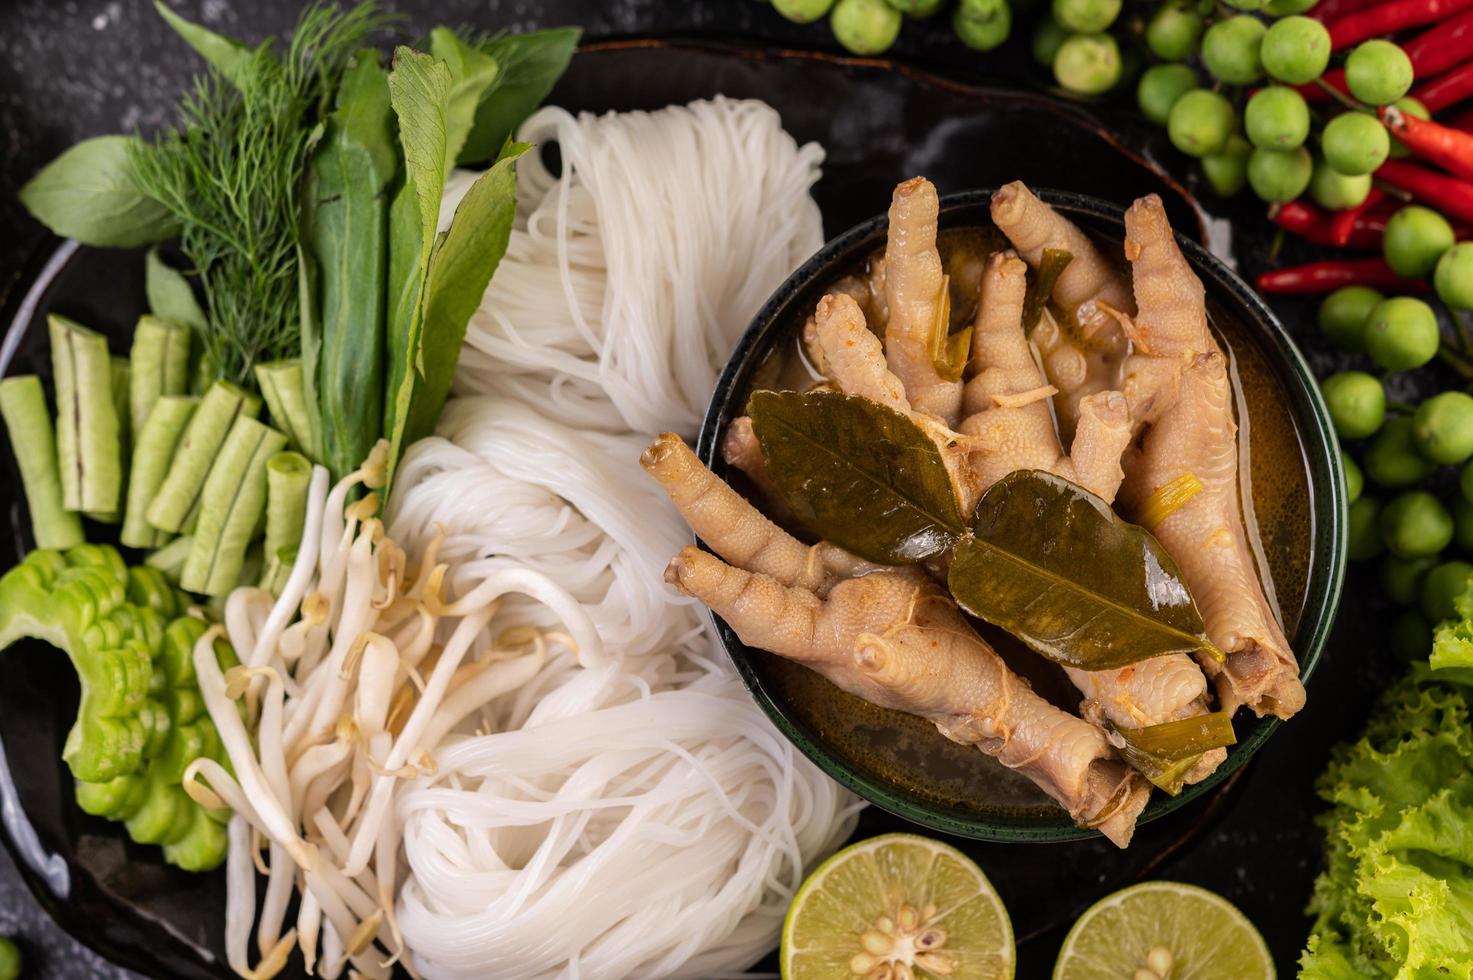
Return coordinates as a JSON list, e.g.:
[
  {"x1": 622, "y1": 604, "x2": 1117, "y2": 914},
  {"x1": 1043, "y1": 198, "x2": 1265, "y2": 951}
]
[{"x1": 1301, "y1": 584, "x2": 1473, "y2": 978}]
